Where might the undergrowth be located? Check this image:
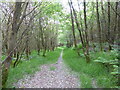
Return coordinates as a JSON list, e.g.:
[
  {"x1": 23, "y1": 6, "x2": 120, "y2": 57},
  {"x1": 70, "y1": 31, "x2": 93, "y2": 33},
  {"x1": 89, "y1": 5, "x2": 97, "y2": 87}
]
[
  {"x1": 63, "y1": 47, "x2": 118, "y2": 88},
  {"x1": 4, "y1": 48, "x2": 61, "y2": 88}
]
